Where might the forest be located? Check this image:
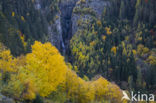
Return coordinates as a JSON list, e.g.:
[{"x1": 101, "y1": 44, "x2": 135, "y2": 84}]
[{"x1": 0, "y1": 0, "x2": 156, "y2": 103}]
